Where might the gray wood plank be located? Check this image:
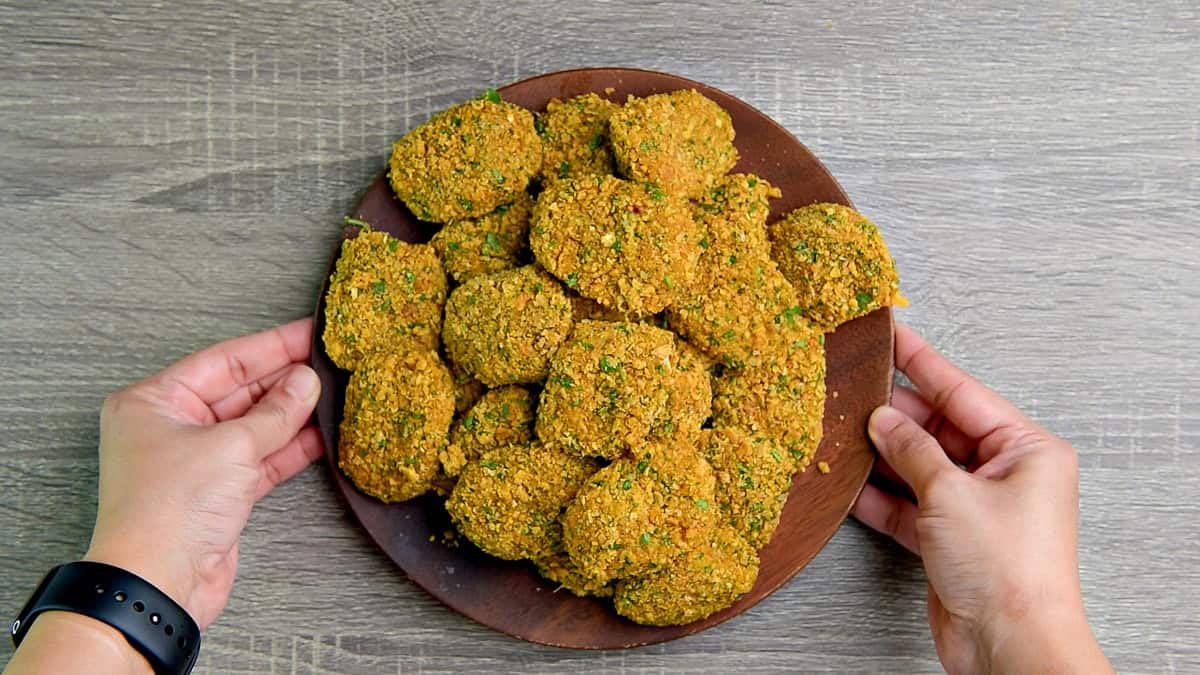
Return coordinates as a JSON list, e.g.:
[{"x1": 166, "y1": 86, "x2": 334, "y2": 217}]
[{"x1": 1, "y1": 0, "x2": 1198, "y2": 672}]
